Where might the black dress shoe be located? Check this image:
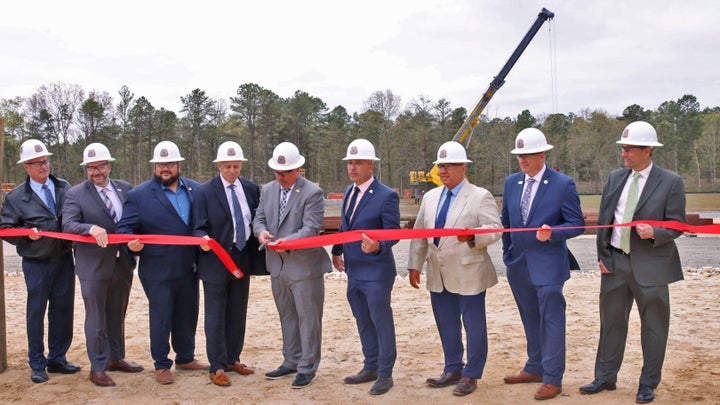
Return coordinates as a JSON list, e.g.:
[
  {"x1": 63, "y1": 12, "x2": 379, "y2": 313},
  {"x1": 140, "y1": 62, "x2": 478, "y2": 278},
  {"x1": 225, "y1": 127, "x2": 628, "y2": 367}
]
[
  {"x1": 426, "y1": 371, "x2": 462, "y2": 388},
  {"x1": 291, "y1": 373, "x2": 316, "y2": 389},
  {"x1": 370, "y1": 376, "x2": 393, "y2": 395},
  {"x1": 31, "y1": 369, "x2": 49, "y2": 383},
  {"x1": 344, "y1": 369, "x2": 378, "y2": 384},
  {"x1": 579, "y1": 379, "x2": 617, "y2": 394},
  {"x1": 636, "y1": 383, "x2": 655, "y2": 403},
  {"x1": 47, "y1": 360, "x2": 81, "y2": 374},
  {"x1": 265, "y1": 365, "x2": 297, "y2": 380},
  {"x1": 453, "y1": 377, "x2": 477, "y2": 396}
]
